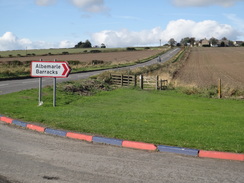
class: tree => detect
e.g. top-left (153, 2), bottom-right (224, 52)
top-left (101, 43), bottom-right (106, 48)
top-left (220, 41), bottom-right (226, 47)
top-left (74, 40), bottom-right (92, 48)
top-left (209, 37), bottom-right (218, 46)
top-left (168, 38), bottom-right (176, 47)
top-left (189, 37), bottom-right (195, 46)
top-left (222, 37), bottom-right (228, 41)
top-left (180, 37), bottom-right (190, 46)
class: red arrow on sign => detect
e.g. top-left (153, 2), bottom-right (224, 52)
top-left (62, 63), bottom-right (71, 77)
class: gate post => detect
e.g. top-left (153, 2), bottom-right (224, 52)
top-left (218, 78), bottom-right (222, 99)
top-left (140, 75), bottom-right (144, 89)
top-left (121, 74), bottom-right (123, 86)
top-left (134, 75), bottom-right (137, 87)
top-left (156, 75), bottom-right (159, 90)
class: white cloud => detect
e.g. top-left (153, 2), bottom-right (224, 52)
top-left (35, 0), bottom-right (109, 13)
top-left (172, 0), bottom-right (244, 7)
top-left (0, 32), bottom-right (74, 51)
top-left (69, 0), bottom-right (109, 13)
top-left (35, 0), bottom-right (56, 6)
top-left (58, 40), bottom-right (74, 48)
top-left (91, 19), bottom-right (240, 47)
top-left (0, 19), bottom-right (241, 51)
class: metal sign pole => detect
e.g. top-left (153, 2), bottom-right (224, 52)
top-left (53, 59), bottom-right (57, 107)
top-left (38, 59), bottom-right (43, 106)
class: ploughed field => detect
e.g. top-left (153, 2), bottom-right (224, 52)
top-left (174, 47), bottom-right (244, 89)
top-left (0, 49), bottom-right (164, 64)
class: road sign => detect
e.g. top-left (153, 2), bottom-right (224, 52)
top-left (31, 61), bottom-right (71, 78)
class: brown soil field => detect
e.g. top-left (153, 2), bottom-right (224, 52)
top-left (0, 49), bottom-right (165, 64)
top-left (173, 47), bottom-right (244, 89)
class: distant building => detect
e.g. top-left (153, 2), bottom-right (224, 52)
top-left (218, 40), bottom-right (229, 47)
top-left (200, 38), bottom-right (210, 47)
top-left (234, 41), bottom-right (243, 46)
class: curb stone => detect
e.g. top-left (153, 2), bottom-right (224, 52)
top-left (0, 114), bottom-right (243, 161)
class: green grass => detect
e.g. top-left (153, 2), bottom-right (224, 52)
top-left (0, 87), bottom-right (243, 153)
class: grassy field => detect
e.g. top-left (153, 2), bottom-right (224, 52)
top-left (0, 85), bottom-right (243, 153)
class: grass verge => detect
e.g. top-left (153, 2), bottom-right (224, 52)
top-left (0, 85), bottom-right (243, 153)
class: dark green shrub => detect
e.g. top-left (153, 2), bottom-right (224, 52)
top-left (62, 52), bottom-right (69, 55)
top-left (90, 50), bottom-right (101, 53)
top-left (126, 47), bottom-right (136, 51)
top-left (68, 61), bottom-right (80, 65)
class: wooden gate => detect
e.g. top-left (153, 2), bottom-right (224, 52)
top-left (110, 74), bottom-right (168, 90)
top-left (110, 74), bottom-right (137, 87)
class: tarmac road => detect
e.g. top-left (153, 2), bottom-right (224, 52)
top-left (0, 48), bottom-right (180, 95)
top-left (1, 123), bottom-right (243, 183)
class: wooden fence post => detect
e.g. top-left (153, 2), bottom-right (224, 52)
top-left (121, 74), bottom-right (123, 87)
top-left (140, 75), bottom-right (144, 89)
top-left (134, 75), bottom-right (137, 87)
top-left (218, 78), bottom-right (222, 99)
top-left (156, 75), bottom-right (159, 90)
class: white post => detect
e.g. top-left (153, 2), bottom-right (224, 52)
top-left (53, 59), bottom-right (57, 107)
top-left (38, 59), bottom-right (43, 106)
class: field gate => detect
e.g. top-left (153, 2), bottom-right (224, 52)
top-left (110, 74), bottom-right (168, 90)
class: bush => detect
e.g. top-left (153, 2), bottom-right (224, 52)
top-left (62, 52), bottom-right (69, 55)
top-left (91, 60), bottom-right (104, 65)
top-left (126, 47), bottom-right (136, 51)
top-left (4, 60), bottom-right (23, 66)
top-left (68, 61), bottom-right (80, 65)
top-left (90, 50), bottom-right (101, 53)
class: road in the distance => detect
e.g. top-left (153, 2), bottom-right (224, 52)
top-left (0, 48), bottom-right (180, 95)
top-left (1, 123), bottom-right (243, 183)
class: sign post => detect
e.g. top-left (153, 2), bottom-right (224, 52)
top-left (39, 59), bottom-right (43, 106)
top-left (53, 59), bottom-right (57, 107)
top-left (31, 60), bottom-right (71, 107)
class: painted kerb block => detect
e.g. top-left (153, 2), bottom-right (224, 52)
top-left (92, 136), bottom-right (123, 146)
top-left (45, 128), bottom-right (67, 137)
top-left (157, 145), bottom-right (199, 156)
top-left (12, 120), bottom-right (27, 128)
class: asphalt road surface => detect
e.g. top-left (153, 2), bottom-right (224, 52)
top-left (0, 48), bottom-right (180, 95)
top-left (1, 48), bottom-right (243, 182)
top-left (1, 123), bottom-right (244, 183)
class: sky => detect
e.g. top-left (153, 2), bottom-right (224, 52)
top-left (0, 0), bottom-right (244, 51)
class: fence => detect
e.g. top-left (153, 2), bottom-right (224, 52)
top-left (110, 74), bottom-right (168, 90)
top-left (110, 74), bottom-right (137, 87)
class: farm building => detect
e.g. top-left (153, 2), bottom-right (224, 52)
top-left (200, 38), bottom-right (210, 47)
top-left (234, 41), bottom-right (243, 46)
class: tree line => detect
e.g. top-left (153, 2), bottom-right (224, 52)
top-left (167, 37), bottom-right (244, 47)
top-left (74, 40), bottom-right (106, 48)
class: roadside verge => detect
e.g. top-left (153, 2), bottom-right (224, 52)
top-left (0, 115), bottom-right (243, 161)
